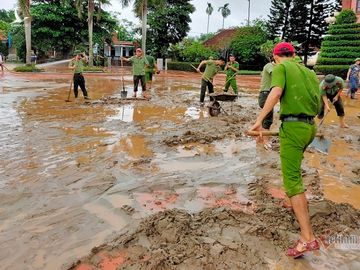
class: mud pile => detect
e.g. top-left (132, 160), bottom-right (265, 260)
top-left (69, 197), bottom-right (360, 270)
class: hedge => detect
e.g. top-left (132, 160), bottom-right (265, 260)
top-left (319, 51), bottom-right (360, 58)
top-left (328, 28), bottom-right (360, 35)
top-left (314, 65), bottom-right (349, 78)
top-left (320, 46), bottom-right (360, 53)
top-left (317, 57), bottom-right (354, 65)
top-left (14, 65), bottom-right (43, 72)
top-left (167, 61), bottom-right (262, 72)
top-left (330, 23), bottom-right (360, 29)
top-left (321, 40), bottom-right (360, 47)
top-left (167, 62), bottom-right (200, 72)
top-left (323, 34), bottom-right (360, 41)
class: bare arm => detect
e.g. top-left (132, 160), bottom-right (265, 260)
top-left (68, 59), bottom-right (75, 70)
top-left (121, 57), bottom-right (130, 62)
top-left (196, 60), bottom-right (207, 72)
top-left (346, 68), bottom-right (351, 81)
top-left (250, 87), bottom-right (283, 132)
top-left (322, 95), bottom-right (331, 111)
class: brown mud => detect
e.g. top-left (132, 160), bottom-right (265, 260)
top-left (0, 66), bottom-right (359, 270)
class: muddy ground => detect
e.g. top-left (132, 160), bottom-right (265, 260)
top-left (0, 66), bottom-right (359, 270)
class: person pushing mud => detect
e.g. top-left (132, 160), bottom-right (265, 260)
top-left (122, 48), bottom-right (149, 98)
top-left (249, 42), bottom-right (321, 258)
top-left (319, 74), bottom-right (349, 128)
top-left (68, 50), bottom-right (90, 100)
top-left (196, 57), bottom-right (225, 106)
top-left (224, 54), bottom-right (239, 95)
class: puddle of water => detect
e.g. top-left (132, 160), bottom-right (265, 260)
top-left (112, 135), bottom-right (153, 159)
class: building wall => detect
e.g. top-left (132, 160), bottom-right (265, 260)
top-left (343, 0), bottom-right (360, 22)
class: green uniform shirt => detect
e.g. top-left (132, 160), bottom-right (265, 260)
top-left (226, 61), bottom-right (239, 77)
top-left (260, 63), bottom-right (274, 92)
top-left (319, 77), bottom-right (344, 96)
top-left (71, 58), bottom-right (86, 74)
top-left (145, 55), bottom-right (155, 71)
top-left (129, 56), bottom-right (149, 76)
top-left (271, 59), bottom-right (320, 118)
top-left (203, 60), bottom-right (219, 81)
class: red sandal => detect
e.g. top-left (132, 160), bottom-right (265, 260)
top-left (286, 239), bottom-right (320, 258)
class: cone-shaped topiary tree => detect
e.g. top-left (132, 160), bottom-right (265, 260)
top-left (315, 9), bottom-right (360, 78)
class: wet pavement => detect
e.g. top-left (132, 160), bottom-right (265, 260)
top-left (0, 65), bottom-right (359, 270)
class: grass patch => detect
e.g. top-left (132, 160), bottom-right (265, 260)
top-left (83, 66), bottom-right (104, 72)
top-left (14, 65), bottom-right (43, 72)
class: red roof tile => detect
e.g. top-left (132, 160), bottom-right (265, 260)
top-left (203, 29), bottom-right (238, 50)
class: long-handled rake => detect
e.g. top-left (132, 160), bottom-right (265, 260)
top-left (65, 78), bottom-right (73, 102)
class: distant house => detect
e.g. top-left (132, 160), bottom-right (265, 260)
top-left (342, 0), bottom-right (360, 22)
top-left (203, 29), bottom-right (238, 50)
top-left (104, 33), bottom-right (137, 65)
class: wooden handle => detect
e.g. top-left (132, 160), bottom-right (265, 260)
top-left (246, 130), bottom-right (324, 138)
top-left (246, 130), bottom-right (279, 136)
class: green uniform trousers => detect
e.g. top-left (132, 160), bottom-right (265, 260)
top-left (224, 77), bottom-right (238, 94)
top-left (279, 122), bottom-right (316, 197)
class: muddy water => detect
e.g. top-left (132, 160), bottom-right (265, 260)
top-left (0, 67), bottom-right (359, 270)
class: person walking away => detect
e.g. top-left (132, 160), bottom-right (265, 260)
top-left (196, 57), bottom-right (225, 106)
top-left (346, 58), bottom-right (360, 99)
top-left (258, 60), bottom-right (275, 149)
top-left (319, 74), bottom-right (348, 128)
top-left (249, 42), bottom-right (321, 258)
top-left (145, 51), bottom-right (159, 90)
top-left (68, 50), bottom-right (90, 100)
top-left (224, 54), bottom-right (239, 94)
top-left (122, 48), bottom-right (149, 98)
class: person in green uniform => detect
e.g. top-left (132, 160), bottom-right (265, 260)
top-left (258, 61), bottom-right (275, 148)
top-left (249, 42), bottom-right (321, 258)
top-left (68, 50), bottom-right (90, 100)
top-left (196, 57), bottom-right (225, 106)
top-left (319, 74), bottom-right (348, 128)
top-left (145, 51), bottom-right (159, 90)
top-left (122, 48), bottom-right (149, 98)
top-left (224, 55), bottom-right (239, 94)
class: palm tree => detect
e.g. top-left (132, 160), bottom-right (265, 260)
top-left (18, 0), bottom-right (31, 65)
top-left (218, 3), bottom-right (231, 29)
top-left (122, 0), bottom-right (164, 53)
top-left (76, 0), bottom-right (110, 67)
top-left (206, 2), bottom-right (213, 34)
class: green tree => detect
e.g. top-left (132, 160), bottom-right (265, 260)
top-left (230, 26), bottom-right (268, 64)
top-left (206, 2), bottom-right (213, 34)
top-left (267, 0), bottom-right (292, 40)
top-left (75, 0), bottom-right (110, 66)
top-left (180, 41), bottom-right (218, 62)
top-left (288, 0), bottom-right (308, 43)
top-left (230, 25), bottom-right (268, 65)
top-left (218, 3), bottom-right (230, 29)
top-left (0, 9), bottom-right (15, 23)
top-left (146, 0), bottom-right (195, 57)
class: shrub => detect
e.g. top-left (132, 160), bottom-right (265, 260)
top-left (167, 61), bottom-right (200, 72)
top-left (314, 65), bottom-right (349, 78)
top-left (321, 40), bottom-right (360, 47)
top-left (320, 46), bottom-right (360, 53)
top-left (317, 57), bottom-right (354, 65)
top-left (319, 51), bottom-right (360, 58)
top-left (328, 28), bottom-right (360, 35)
top-left (323, 34), bottom-right (360, 41)
top-left (14, 65), bottom-right (43, 72)
top-left (335, 9), bottom-right (357, 25)
top-left (180, 41), bottom-right (218, 62)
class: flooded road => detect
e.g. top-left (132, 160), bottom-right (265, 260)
top-left (0, 67), bottom-right (359, 270)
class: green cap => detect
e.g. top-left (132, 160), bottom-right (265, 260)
top-left (73, 50), bottom-right (82, 56)
top-left (323, 74), bottom-right (337, 87)
top-left (355, 58), bottom-right (360, 62)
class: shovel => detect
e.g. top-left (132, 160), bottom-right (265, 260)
top-left (65, 79), bottom-right (73, 102)
top-left (307, 109), bottom-right (331, 154)
top-left (120, 58), bottom-right (127, 99)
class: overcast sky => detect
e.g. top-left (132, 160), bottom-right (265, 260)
top-left (1, 0), bottom-right (272, 36)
